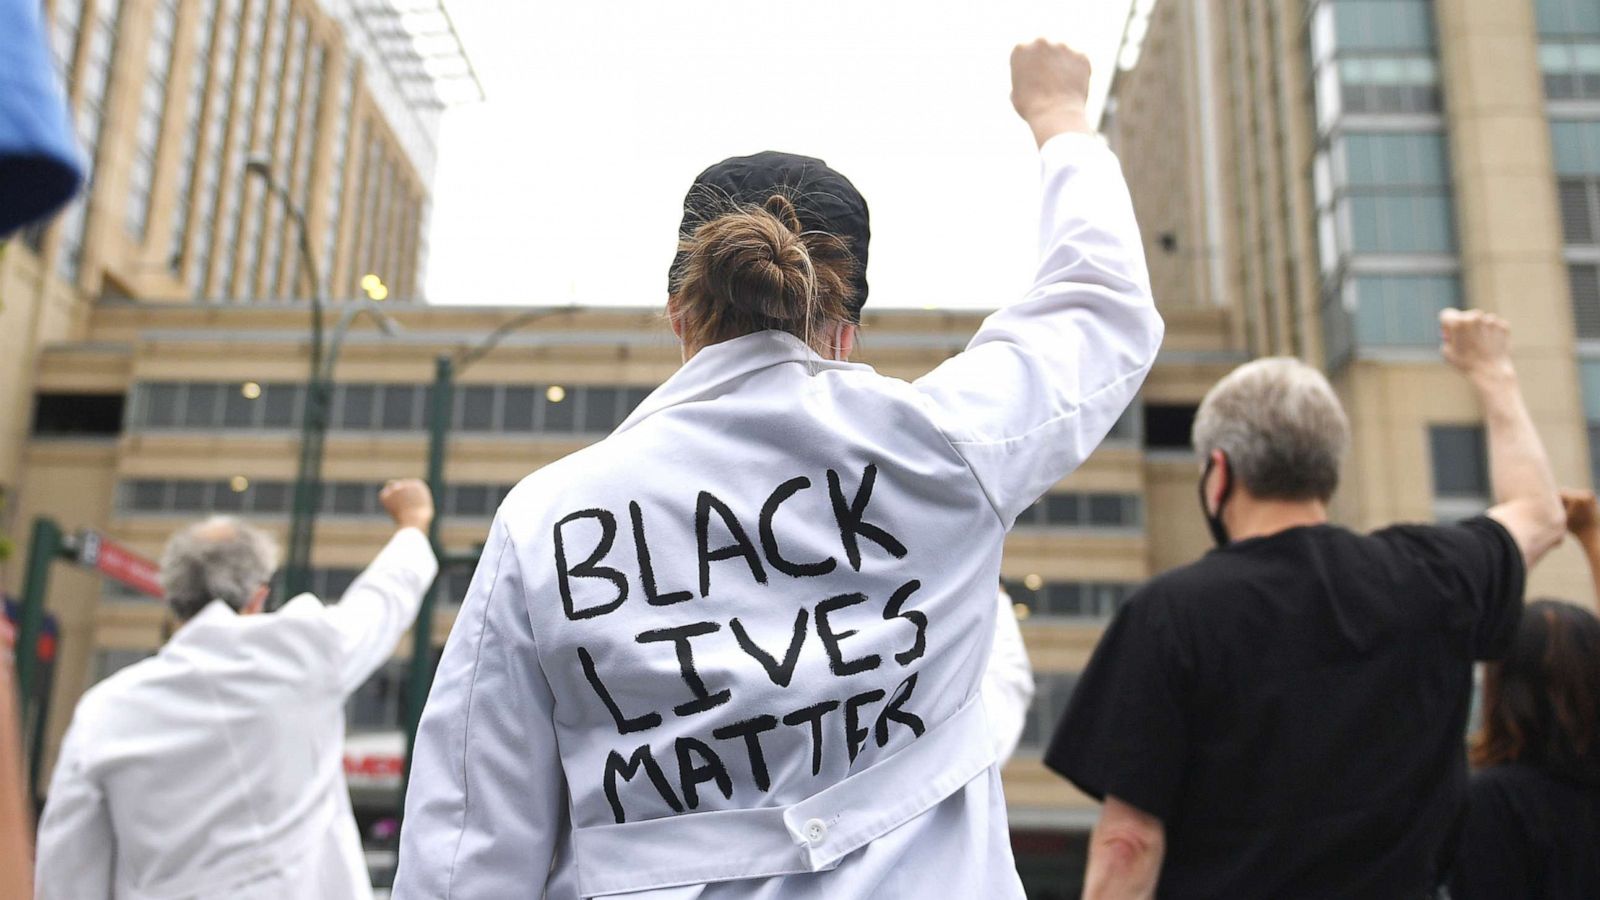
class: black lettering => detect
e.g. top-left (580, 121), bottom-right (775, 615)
top-left (844, 688), bottom-right (886, 764)
top-left (603, 744), bottom-right (684, 824)
top-left (782, 700), bottom-right (840, 777)
top-left (712, 714), bottom-right (778, 792)
top-left (758, 477), bottom-right (837, 578)
top-left (578, 647), bottom-right (662, 735)
top-left (883, 579), bottom-right (927, 666)
top-left (554, 508), bottom-right (628, 620)
top-left (675, 736), bottom-right (734, 810)
top-left (826, 465), bottom-right (907, 572)
top-left (636, 622), bottom-right (732, 717)
top-left (630, 501), bottom-right (693, 607)
top-left (873, 672), bottom-right (927, 747)
top-left (815, 593), bottom-right (882, 677)
top-left (729, 609), bottom-right (808, 688)
top-left (696, 491), bottom-right (768, 596)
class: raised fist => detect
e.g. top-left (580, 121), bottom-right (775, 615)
top-left (1010, 39), bottom-right (1093, 145)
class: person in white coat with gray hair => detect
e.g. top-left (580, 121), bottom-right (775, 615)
top-left (397, 39), bottom-right (1162, 899)
top-left (34, 479), bottom-right (438, 900)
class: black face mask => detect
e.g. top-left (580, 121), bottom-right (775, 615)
top-left (1198, 454), bottom-right (1232, 548)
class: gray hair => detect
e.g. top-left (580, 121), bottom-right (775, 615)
top-left (1191, 357), bottom-right (1351, 502)
top-left (160, 516), bottom-right (279, 620)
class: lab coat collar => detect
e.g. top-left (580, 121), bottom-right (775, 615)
top-left (615, 330), bottom-right (863, 436)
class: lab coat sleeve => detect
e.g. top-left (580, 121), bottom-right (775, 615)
top-left (321, 526), bottom-right (438, 695)
top-left (982, 589), bottom-right (1035, 765)
top-left (34, 716), bottom-right (114, 899)
top-left (914, 133), bottom-right (1163, 527)
top-left (393, 516), bottom-right (564, 898)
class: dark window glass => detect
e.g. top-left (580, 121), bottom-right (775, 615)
top-left (1590, 423), bottom-right (1600, 490)
top-left (145, 383), bottom-right (182, 428)
top-left (172, 481), bottom-right (209, 511)
top-left (252, 482), bottom-right (289, 513)
top-left (622, 386), bottom-right (653, 417)
top-left (1571, 264), bottom-right (1600, 339)
top-left (32, 393), bottom-right (124, 437)
top-left (213, 483), bottom-right (246, 512)
top-left (453, 485), bottom-right (492, 518)
top-left (337, 385), bottom-right (377, 430)
top-left (326, 569), bottom-right (359, 599)
top-left (332, 483), bottom-right (369, 515)
top-left (1559, 177), bottom-right (1596, 245)
top-left (129, 480), bottom-right (167, 510)
top-left (1144, 405), bottom-right (1198, 451)
top-left (1430, 425), bottom-right (1490, 498)
top-left (261, 383), bottom-right (298, 428)
top-left (1089, 494), bottom-right (1134, 527)
top-left (379, 385), bottom-right (418, 431)
top-left (580, 387), bottom-right (622, 433)
top-left (1044, 494), bottom-right (1080, 525)
top-left (1044, 583), bottom-right (1086, 617)
top-left (503, 387), bottom-right (538, 431)
top-left (223, 387), bottom-right (259, 427)
top-left (182, 384), bottom-right (221, 427)
top-left (543, 387), bottom-right (576, 431)
top-left (459, 386), bottom-right (497, 432)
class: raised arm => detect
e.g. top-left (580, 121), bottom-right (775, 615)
top-left (1560, 489), bottom-right (1600, 608)
top-left (915, 40), bottom-right (1163, 526)
top-left (1440, 311), bottom-right (1564, 567)
top-left (321, 479), bottom-right (439, 694)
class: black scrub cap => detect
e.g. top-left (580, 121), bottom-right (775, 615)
top-left (670, 151), bottom-right (871, 322)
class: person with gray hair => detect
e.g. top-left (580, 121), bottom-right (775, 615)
top-left (1045, 310), bottom-right (1566, 898)
top-left (34, 479), bottom-right (437, 900)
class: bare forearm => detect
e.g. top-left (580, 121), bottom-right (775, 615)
top-left (1475, 367), bottom-right (1563, 561)
top-left (1577, 531), bottom-right (1600, 609)
top-left (1085, 798), bottom-right (1165, 900)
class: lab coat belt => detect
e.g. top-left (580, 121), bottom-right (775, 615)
top-left (572, 694), bottom-right (996, 897)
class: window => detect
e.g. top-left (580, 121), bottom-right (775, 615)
top-left (503, 387), bottom-right (539, 431)
top-left (380, 385), bottom-right (420, 431)
top-left (1143, 404), bottom-right (1197, 451)
top-left (95, 649), bottom-right (155, 684)
top-left (1540, 42), bottom-right (1600, 98)
top-left (335, 385), bottom-right (378, 431)
top-left (1005, 579), bottom-right (1136, 621)
top-left (1334, 0), bottom-right (1436, 51)
top-left (145, 383), bottom-right (183, 428)
top-left (1571, 264), bottom-right (1600, 339)
top-left (1103, 403), bottom-right (1141, 445)
top-left (1339, 57), bottom-right (1440, 114)
top-left (543, 387), bottom-right (577, 432)
top-left (1015, 493), bottom-right (1142, 530)
top-left (458, 386), bottom-right (497, 432)
top-left (1430, 425), bottom-right (1490, 520)
top-left (581, 387), bottom-right (622, 433)
top-left (32, 393), bottom-right (124, 437)
top-left (1353, 275), bottom-right (1460, 346)
top-left (261, 383), bottom-right (300, 428)
top-left (1341, 132), bottom-right (1455, 256)
top-left (1559, 177), bottom-right (1600, 246)
top-left (1016, 672), bottom-right (1080, 756)
top-left (1538, 0), bottom-right (1600, 38)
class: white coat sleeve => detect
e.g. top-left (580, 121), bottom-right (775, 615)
top-left (34, 717), bottom-right (113, 899)
top-left (321, 526), bottom-right (438, 695)
top-left (982, 588), bottom-right (1035, 765)
top-left (393, 516), bottom-right (564, 898)
top-left (914, 133), bottom-right (1163, 527)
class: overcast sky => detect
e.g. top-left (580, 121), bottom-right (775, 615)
top-left (425, 0), bottom-right (1135, 310)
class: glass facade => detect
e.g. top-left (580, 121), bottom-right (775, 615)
top-left (1311, 0), bottom-right (1460, 367)
top-left (126, 0), bottom-right (178, 238)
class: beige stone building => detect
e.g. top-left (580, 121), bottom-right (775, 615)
top-left (12, 301), bottom-right (1235, 891)
top-left (1109, 0), bottom-right (1600, 609)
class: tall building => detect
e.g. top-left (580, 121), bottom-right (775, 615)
top-left (1107, 0), bottom-right (1599, 605)
top-left (11, 300), bottom-right (1238, 892)
top-left (0, 0), bottom-right (477, 496)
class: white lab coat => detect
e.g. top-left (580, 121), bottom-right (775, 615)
top-left (984, 588), bottom-right (1035, 766)
top-left (396, 132), bottom-right (1160, 899)
top-left (35, 528), bottom-right (437, 900)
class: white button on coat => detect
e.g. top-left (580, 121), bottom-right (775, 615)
top-left (396, 133), bottom-right (1163, 900)
top-left (803, 818), bottom-right (828, 846)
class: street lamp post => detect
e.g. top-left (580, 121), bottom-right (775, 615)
top-left (399, 307), bottom-right (572, 804)
top-left (246, 158), bottom-right (330, 601)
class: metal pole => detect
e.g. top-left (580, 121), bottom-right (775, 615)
top-left (17, 518), bottom-right (63, 804)
top-left (400, 355), bottom-right (453, 803)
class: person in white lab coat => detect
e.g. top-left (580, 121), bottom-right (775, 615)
top-left (397, 40), bottom-right (1161, 899)
top-left (34, 479), bottom-right (438, 900)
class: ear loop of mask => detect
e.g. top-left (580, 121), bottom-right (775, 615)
top-left (1199, 453), bottom-right (1233, 548)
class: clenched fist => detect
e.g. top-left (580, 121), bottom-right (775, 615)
top-left (1440, 309), bottom-right (1514, 383)
top-left (380, 478), bottom-right (434, 531)
top-left (1011, 39), bottom-right (1093, 147)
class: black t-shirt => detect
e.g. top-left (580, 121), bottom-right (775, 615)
top-left (1044, 517), bottom-right (1525, 899)
top-left (1450, 763), bottom-right (1600, 900)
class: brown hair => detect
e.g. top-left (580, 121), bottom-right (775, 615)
top-left (670, 194), bottom-right (858, 356)
top-left (1471, 599), bottom-right (1600, 784)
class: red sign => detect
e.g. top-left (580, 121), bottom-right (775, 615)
top-left (77, 532), bottom-right (163, 599)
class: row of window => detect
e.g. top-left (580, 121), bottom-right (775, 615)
top-left (118, 478), bottom-right (516, 521)
top-left (1016, 672), bottom-right (1079, 757)
top-left (1003, 579), bottom-right (1138, 621)
top-left (128, 381), bottom-right (655, 436)
top-left (1013, 493), bottom-right (1143, 531)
